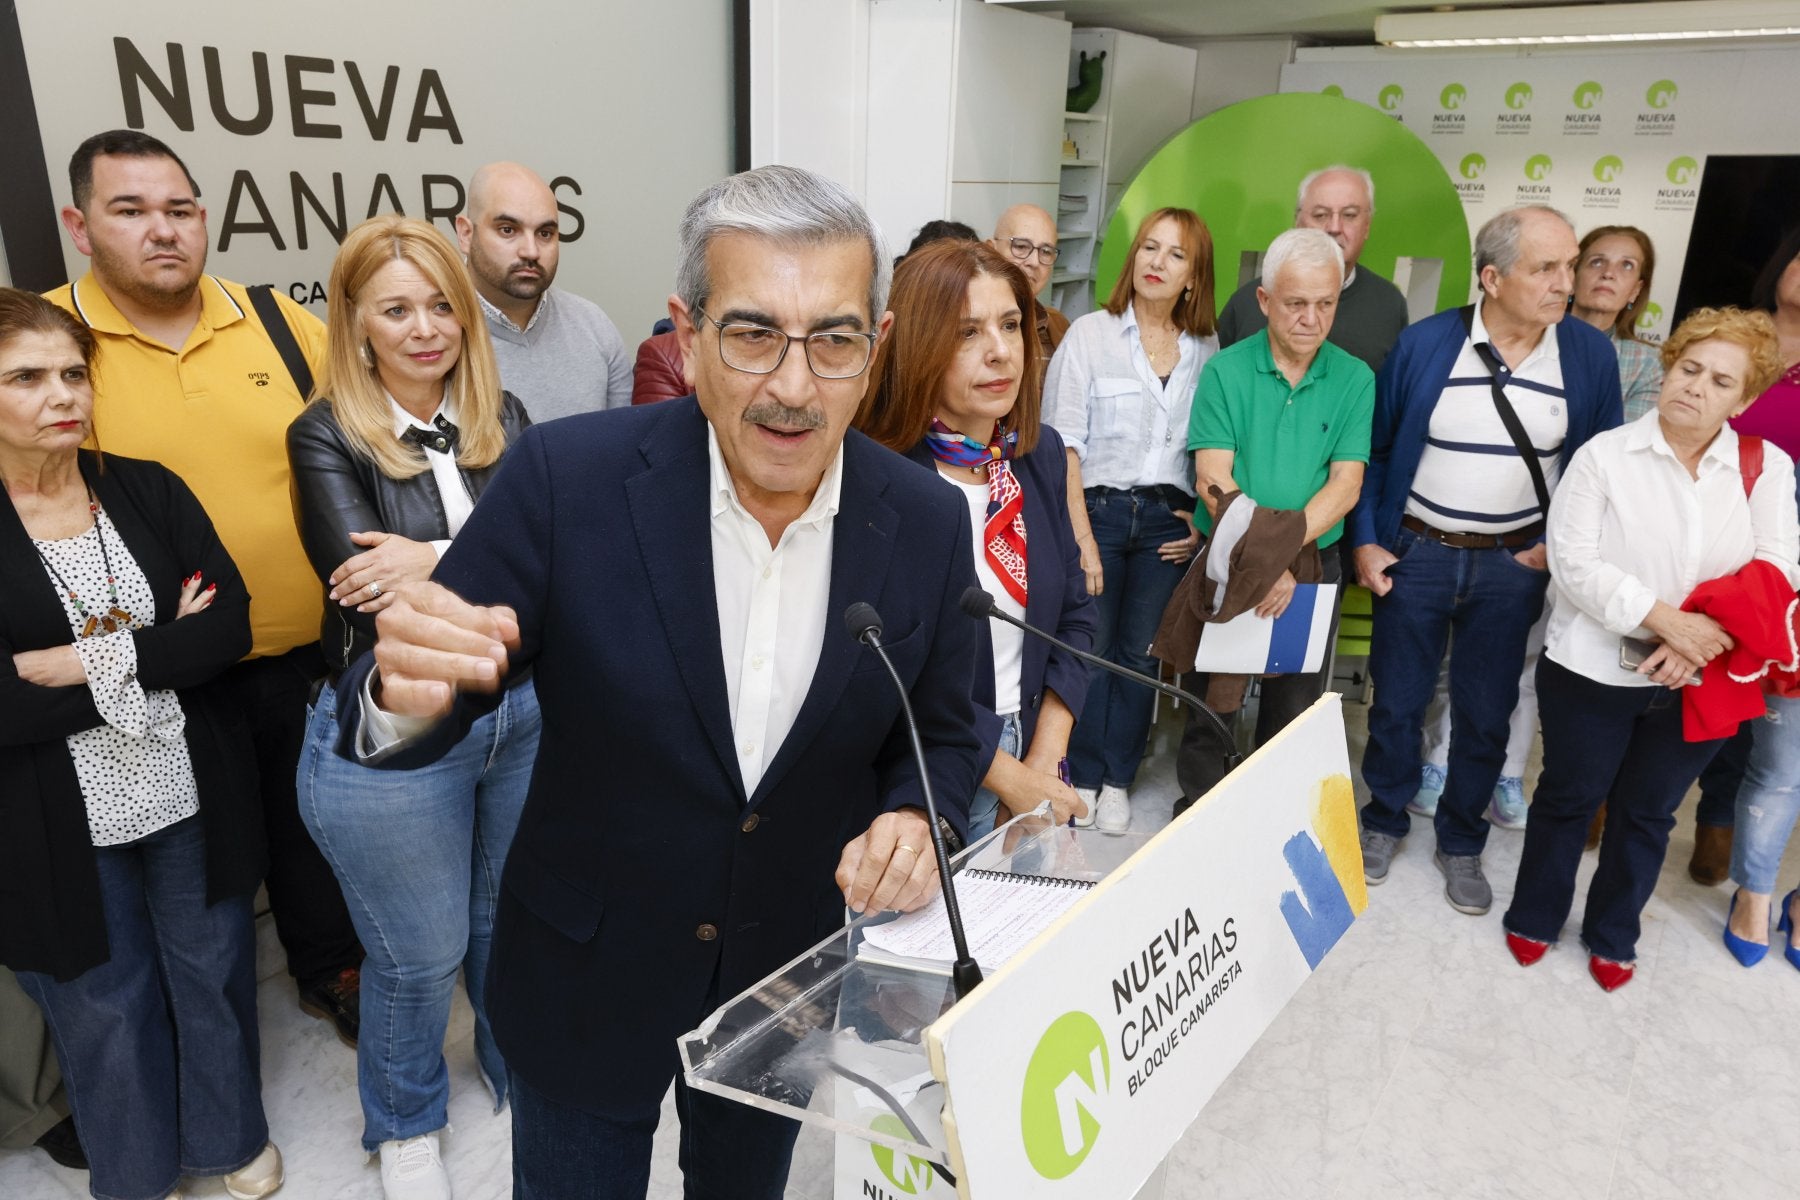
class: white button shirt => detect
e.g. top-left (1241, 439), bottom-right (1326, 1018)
top-left (388, 389), bottom-right (472, 558)
top-left (1545, 412), bottom-right (1800, 686)
top-left (707, 425), bottom-right (840, 795)
top-left (1043, 305), bottom-right (1216, 495)
top-left (363, 423), bottom-right (844, 776)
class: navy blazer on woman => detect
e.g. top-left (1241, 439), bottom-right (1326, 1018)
top-left (904, 424), bottom-right (1095, 776)
top-left (334, 397), bottom-right (981, 1118)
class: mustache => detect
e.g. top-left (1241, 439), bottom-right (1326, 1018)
top-left (743, 401), bottom-right (826, 431)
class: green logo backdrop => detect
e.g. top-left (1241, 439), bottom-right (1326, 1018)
top-left (1460, 153), bottom-right (1487, 180)
top-left (1525, 154), bottom-right (1554, 180)
top-left (1378, 84), bottom-right (1404, 111)
top-left (1593, 155), bottom-right (1624, 182)
top-left (1647, 79), bottom-right (1678, 108)
top-left (1505, 81), bottom-right (1533, 109)
top-left (1573, 80), bottom-right (1604, 109)
top-left (1440, 83), bottom-right (1467, 110)
top-left (1096, 93), bottom-right (1472, 315)
top-left (1667, 156), bottom-right (1699, 184)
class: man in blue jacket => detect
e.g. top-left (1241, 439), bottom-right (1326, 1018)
top-left (337, 165), bottom-right (982, 1199)
top-left (1348, 206), bottom-right (1622, 916)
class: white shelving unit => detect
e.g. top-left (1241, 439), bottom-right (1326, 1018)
top-left (1051, 29), bottom-right (1198, 319)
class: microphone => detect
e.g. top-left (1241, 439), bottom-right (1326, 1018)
top-left (843, 602), bottom-right (984, 1000)
top-left (958, 587), bottom-right (1243, 775)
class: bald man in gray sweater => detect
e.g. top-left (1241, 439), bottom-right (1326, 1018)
top-left (455, 162), bottom-right (633, 419)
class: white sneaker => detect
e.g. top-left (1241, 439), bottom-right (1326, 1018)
top-left (1072, 786), bottom-right (1099, 828)
top-left (380, 1132), bottom-right (451, 1200)
top-left (224, 1143), bottom-right (284, 1199)
top-left (1095, 784), bottom-right (1131, 833)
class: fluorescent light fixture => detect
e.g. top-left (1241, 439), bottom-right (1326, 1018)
top-left (1376, 1), bottom-right (1800, 47)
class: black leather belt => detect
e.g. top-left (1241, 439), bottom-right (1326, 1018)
top-left (1400, 514), bottom-right (1545, 550)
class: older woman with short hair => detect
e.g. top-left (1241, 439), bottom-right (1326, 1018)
top-left (858, 238), bottom-right (1094, 840)
top-left (0, 288), bottom-right (280, 1200)
top-left (1044, 207), bottom-right (1218, 831)
top-left (1504, 306), bottom-right (1797, 992)
top-left (287, 215), bottom-right (538, 1197)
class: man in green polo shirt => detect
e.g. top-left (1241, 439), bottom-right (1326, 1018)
top-left (1174, 227), bottom-right (1375, 810)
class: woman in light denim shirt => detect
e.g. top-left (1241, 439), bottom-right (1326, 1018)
top-left (1043, 207), bottom-right (1219, 832)
top-left (1571, 225), bottom-right (1663, 420)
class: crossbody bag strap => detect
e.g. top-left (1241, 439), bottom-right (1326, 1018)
top-left (1460, 305), bottom-right (1552, 518)
top-left (246, 284), bottom-right (316, 401)
top-left (1739, 433), bottom-right (1765, 500)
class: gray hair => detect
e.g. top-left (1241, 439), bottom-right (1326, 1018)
top-left (1262, 227), bottom-right (1345, 289)
top-left (1296, 165), bottom-right (1376, 213)
top-left (675, 164), bottom-right (891, 323)
top-left (1476, 205), bottom-right (1573, 277)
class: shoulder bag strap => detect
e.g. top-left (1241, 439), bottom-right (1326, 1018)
top-left (246, 284), bottom-right (315, 401)
top-left (1460, 306), bottom-right (1552, 519)
top-left (1739, 433), bottom-right (1765, 500)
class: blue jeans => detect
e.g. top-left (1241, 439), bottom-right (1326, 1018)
top-left (1067, 487), bottom-right (1189, 790)
top-left (1504, 659), bottom-right (1725, 961)
top-left (967, 711), bottom-right (1024, 841)
top-left (1731, 694), bottom-right (1800, 894)
top-left (298, 677), bottom-right (541, 1150)
top-left (1359, 529), bottom-right (1550, 856)
top-left (17, 816), bottom-right (266, 1200)
top-left (510, 1067), bottom-right (799, 1200)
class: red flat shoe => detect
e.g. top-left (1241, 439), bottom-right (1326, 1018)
top-left (1506, 931), bottom-right (1550, 966)
top-left (1588, 955), bottom-right (1634, 992)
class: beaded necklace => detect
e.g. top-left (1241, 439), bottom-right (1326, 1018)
top-left (34, 490), bottom-right (134, 638)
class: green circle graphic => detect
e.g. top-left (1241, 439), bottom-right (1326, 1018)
top-left (1378, 84), bottom-right (1404, 111)
top-left (1573, 81), bottom-right (1604, 109)
top-left (869, 1114), bottom-right (931, 1194)
top-left (1440, 83), bottom-right (1466, 110)
top-left (1321, 84), bottom-right (1344, 97)
top-left (1505, 81), bottom-right (1533, 110)
top-left (1096, 93), bottom-right (1472, 315)
top-left (1593, 155), bottom-right (1623, 182)
top-left (1460, 153), bottom-right (1487, 180)
top-left (1647, 79), bottom-right (1678, 108)
top-left (1667, 156), bottom-right (1699, 184)
top-left (1020, 1011), bottom-right (1110, 1180)
top-left (1525, 154), bottom-right (1554, 180)
top-left (1637, 302), bottom-right (1665, 330)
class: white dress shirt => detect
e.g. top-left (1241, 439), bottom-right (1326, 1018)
top-left (360, 425), bottom-right (845, 782)
top-left (389, 390), bottom-right (472, 558)
top-left (948, 474), bottom-right (1026, 716)
top-left (707, 425), bottom-right (840, 795)
top-left (1044, 305), bottom-right (1216, 495)
top-left (1545, 412), bottom-right (1800, 686)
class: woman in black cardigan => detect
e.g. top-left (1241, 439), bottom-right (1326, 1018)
top-left (856, 239), bottom-right (1096, 840)
top-left (0, 290), bottom-right (280, 1200)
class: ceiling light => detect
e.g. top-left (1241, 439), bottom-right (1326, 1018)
top-left (1376, 1), bottom-right (1800, 47)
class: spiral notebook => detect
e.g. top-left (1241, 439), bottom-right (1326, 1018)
top-left (856, 869), bottom-right (1095, 976)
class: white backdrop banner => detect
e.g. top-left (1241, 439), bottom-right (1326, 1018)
top-left (1282, 45), bottom-right (1800, 340)
top-left (10, 1), bottom-right (735, 332)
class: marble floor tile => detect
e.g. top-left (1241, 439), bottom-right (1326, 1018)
top-left (12, 697), bottom-right (1800, 1200)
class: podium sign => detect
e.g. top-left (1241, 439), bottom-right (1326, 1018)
top-left (925, 695), bottom-right (1365, 1198)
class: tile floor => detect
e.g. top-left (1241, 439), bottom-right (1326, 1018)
top-left (6, 696), bottom-right (1799, 1200)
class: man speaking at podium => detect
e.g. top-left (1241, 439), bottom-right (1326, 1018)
top-left (334, 165), bottom-right (981, 1198)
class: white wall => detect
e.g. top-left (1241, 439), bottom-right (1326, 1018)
top-left (749, 0), bottom-right (869, 192)
top-left (10, 1), bottom-right (735, 335)
top-left (1174, 36), bottom-right (1295, 121)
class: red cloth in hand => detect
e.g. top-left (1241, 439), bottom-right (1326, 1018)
top-left (1679, 558), bottom-right (1800, 740)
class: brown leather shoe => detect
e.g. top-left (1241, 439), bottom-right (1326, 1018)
top-left (1585, 804), bottom-right (1606, 850)
top-left (1688, 824), bottom-right (1733, 887)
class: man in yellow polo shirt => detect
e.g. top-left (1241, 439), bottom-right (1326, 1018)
top-left (47, 129), bottom-right (363, 1043)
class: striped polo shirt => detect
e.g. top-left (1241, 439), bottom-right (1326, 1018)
top-left (1405, 304), bottom-right (1567, 534)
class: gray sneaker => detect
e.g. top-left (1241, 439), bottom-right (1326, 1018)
top-left (1435, 852), bottom-right (1493, 915)
top-left (1360, 829), bottom-right (1401, 885)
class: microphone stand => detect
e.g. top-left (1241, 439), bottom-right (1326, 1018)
top-left (844, 603), bottom-right (984, 1000)
top-left (960, 587), bottom-right (1243, 774)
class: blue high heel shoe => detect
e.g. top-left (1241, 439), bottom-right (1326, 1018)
top-left (1777, 889), bottom-right (1800, 971)
top-left (1723, 889), bottom-right (1769, 967)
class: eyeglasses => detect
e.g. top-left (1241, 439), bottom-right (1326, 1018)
top-left (694, 309), bottom-right (878, 379)
top-left (1004, 237), bottom-right (1060, 266)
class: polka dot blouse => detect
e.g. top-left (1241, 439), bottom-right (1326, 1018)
top-left (33, 509), bottom-right (199, 846)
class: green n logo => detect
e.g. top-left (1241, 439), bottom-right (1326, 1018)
top-left (1020, 1012), bottom-right (1110, 1179)
top-left (1573, 81), bottom-right (1603, 109)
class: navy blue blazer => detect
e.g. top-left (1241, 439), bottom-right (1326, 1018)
top-left (333, 397), bottom-right (981, 1118)
top-left (904, 425), bottom-right (1095, 777)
